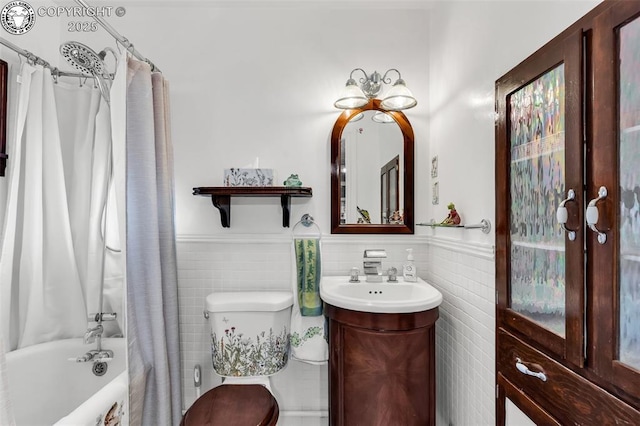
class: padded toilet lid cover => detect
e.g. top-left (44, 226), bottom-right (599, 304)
top-left (181, 384), bottom-right (279, 426)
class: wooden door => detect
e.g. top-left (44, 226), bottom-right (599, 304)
top-left (496, 28), bottom-right (586, 367)
top-left (590, 0), bottom-right (640, 405)
top-left (380, 155), bottom-right (399, 223)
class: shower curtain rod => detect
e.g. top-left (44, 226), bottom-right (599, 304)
top-left (75, 0), bottom-right (161, 72)
top-left (0, 37), bottom-right (92, 79)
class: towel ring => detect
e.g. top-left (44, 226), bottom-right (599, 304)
top-left (293, 214), bottom-right (321, 238)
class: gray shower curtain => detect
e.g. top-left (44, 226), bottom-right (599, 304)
top-left (124, 56), bottom-right (181, 426)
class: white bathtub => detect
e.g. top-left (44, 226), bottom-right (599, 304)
top-left (5, 338), bottom-right (127, 426)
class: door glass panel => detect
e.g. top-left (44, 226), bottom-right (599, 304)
top-left (618, 16), bottom-right (640, 370)
top-left (509, 65), bottom-right (566, 337)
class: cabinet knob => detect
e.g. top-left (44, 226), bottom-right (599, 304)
top-left (586, 186), bottom-right (608, 244)
top-left (556, 189), bottom-right (577, 241)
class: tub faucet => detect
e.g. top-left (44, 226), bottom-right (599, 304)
top-left (84, 324), bottom-right (103, 344)
top-left (70, 348), bottom-right (114, 363)
top-left (363, 249), bottom-right (386, 282)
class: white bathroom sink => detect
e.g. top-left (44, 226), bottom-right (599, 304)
top-left (320, 276), bottom-right (443, 314)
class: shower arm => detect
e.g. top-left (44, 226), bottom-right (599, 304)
top-left (74, 0), bottom-right (161, 73)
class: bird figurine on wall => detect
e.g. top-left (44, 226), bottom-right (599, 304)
top-left (357, 206), bottom-right (371, 224)
top-left (441, 202), bottom-right (461, 225)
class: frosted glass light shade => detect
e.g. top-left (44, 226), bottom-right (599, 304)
top-left (380, 79), bottom-right (417, 111)
top-left (351, 112), bottom-right (364, 122)
top-left (372, 111), bottom-right (395, 123)
top-left (334, 79), bottom-right (368, 109)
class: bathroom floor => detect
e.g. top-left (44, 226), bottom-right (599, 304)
top-left (278, 416), bottom-right (328, 426)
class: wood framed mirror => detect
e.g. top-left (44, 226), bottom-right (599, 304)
top-left (331, 99), bottom-right (414, 234)
top-left (0, 59), bottom-right (7, 177)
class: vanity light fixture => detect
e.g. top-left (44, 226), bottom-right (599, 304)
top-left (334, 68), bottom-right (417, 111)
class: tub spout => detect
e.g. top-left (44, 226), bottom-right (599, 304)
top-left (84, 324), bottom-right (103, 344)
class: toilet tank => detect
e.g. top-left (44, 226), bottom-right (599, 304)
top-left (206, 291), bottom-right (293, 378)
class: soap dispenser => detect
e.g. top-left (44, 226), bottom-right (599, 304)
top-left (403, 249), bottom-right (417, 282)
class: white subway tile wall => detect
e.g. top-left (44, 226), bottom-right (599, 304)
top-left (177, 235), bottom-right (494, 425)
top-left (426, 237), bottom-right (496, 426)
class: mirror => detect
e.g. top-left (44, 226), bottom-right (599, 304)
top-left (331, 99), bottom-right (414, 234)
top-left (0, 59), bottom-right (6, 176)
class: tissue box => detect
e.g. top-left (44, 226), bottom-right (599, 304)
top-left (223, 168), bottom-right (274, 187)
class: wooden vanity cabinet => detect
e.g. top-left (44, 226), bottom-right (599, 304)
top-left (496, 1), bottom-right (640, 423)
top-left (324, 304), bottom-right (438, 426)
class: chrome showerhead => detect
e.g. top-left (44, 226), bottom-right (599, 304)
top-left (60, 41), bottom-right (109, 78)
top-left (60, 41), bottom-right (111, 105)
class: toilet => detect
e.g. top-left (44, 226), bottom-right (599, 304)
top-left (181, 291), bottom-right (294, 426)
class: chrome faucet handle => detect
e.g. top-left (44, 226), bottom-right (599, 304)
top-left (88, 312), bottom-right (117, 322)
top-left (387, 267), bottom-right (398, 282)
top-left (349, 267), bottom-right (360, 282)
top-left (68, 352), bottom-right (94, 363)
top-left (96, 349), bottom-right (114, 361)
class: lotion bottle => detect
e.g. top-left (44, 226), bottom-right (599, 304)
top-left (403, 248), bottom-right (417, 282)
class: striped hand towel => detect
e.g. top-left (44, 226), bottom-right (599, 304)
top-left (294, 238), bottom-right (322, 316)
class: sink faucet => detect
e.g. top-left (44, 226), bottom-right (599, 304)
top-left (84, 324), bottom-right (103, 344)
top-left (363, 249), bottom-right (386, 282)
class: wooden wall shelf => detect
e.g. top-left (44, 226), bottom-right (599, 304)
top-left (192, 186), bottom-right (312, 228)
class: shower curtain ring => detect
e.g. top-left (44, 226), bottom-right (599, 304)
top-left (51, 68), bottom-right (59, 84)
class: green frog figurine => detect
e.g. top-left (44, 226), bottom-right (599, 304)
top-left (283, 174), bottom-right (302, 187)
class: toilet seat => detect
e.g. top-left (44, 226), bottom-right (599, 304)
top-left (180, 384), bottom-right (279, 426)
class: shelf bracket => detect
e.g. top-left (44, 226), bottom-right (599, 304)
top-left (211, 195), bottom-right (231, 228)
top-left (281, 195), bottom-right (291, 228)
top-left (210, 194), bottom-right (295, 228)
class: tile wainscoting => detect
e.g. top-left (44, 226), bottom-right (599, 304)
top-left (176, 234), bottom-right (494, 424)
top-left (426, 236), bottom-right (496, 426)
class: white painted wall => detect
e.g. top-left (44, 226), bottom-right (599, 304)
top-left (64, 2), bottom-right (431, 237)
top-left (426, 0), bottom-right (601, 243)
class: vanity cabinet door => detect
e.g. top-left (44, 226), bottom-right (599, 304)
top-left (589, 1), bottom-right (640, 404)
top-left (496, 27), bottom-right (586, 367)
top-left (325, 304), bottom-right (437, 426)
